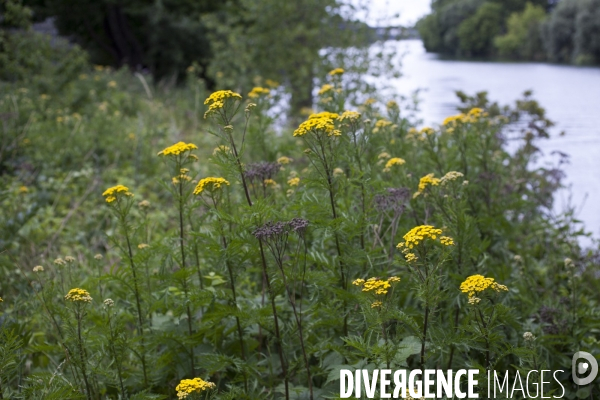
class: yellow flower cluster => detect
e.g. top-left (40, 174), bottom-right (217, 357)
top-left (277, 156), bottom-right (293, 164)
top-left (378, 152), bottom-right (391, 160)
top-left (405, 253), bottom-right (418, 263)
top-left (371, 301), bottom-right (383, 308)
top-left (65, 288), bottom-right (92, 303)
top-left (387, 100), bottom-right (399, 109)
top-left (248, 87), bottom-right (270, 98)
top-left (158, 142), bottom-right (198, 157)
top-left (396, 225), bottom-right (454, 251)
top-left (318, 84), bottom-right (334, 95)
top-left (288, 177), bottom-right (300, 186)
top-left (460, 274), bottom-right (508, 299)
top-left (193, 177), bottom-right (230, 195)
top-left (264, 179), bottom-right (277, 187)
top-left (364, 98), bottom-right (376, 106)
top-left (293, 112), bottom-right (340, 137)
top-left (420, 127), bottom-right (435, 135)
top-left (440, 236), bottom-right (454, 246)
top-left (0, 297), bottom-right (3, 302)
top-left (176, 377), bottom-right (215, 399)
top-left (383, 157), bottom-right (406, 172)
top-left (339, 110), bottom-right (361, 122)
top-left (443, 108), bottom-right (488, 127)
top-left (352, 276), bottom-right (400, 295)
top-left (213, 145), bottom-right (230, 155)
top-left (413, 173), bottom-right (440, 198)
top-left (329, 67), bottom-right (345, 76)
top-left (173, 168), bottom-right (192, 185)
top-left (375, 119), bottom-right (392, 129)
top-left (440, 171), bottom-right (464, 185)
top-left (204, 90), bottom-right (242, 112)
top-left (102, 185), bottom-right (133, 203)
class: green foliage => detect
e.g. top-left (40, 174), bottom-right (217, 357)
top-left (457, 2), bottom-right (504, 56)
top-left (494, 3), bottom-right (547, 60)
top-left (543, 0), bottom-right (600, 64)
top-left (23, 0), bottom-right (223, 83)
top-left (418, 0), bottom-right (482, 55)
top-left (0, 45), bottom-right (599, 399)
top-left (419, 0), bottom-right (600, 64)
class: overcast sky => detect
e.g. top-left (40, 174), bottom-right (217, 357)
top-left (356, 0), bottom-right (431, 26)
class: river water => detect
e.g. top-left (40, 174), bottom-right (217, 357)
top-left (388, 39), bottom-right (600, 246)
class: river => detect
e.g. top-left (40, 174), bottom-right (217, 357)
top-left (388, 39), bottom-right (600, 246)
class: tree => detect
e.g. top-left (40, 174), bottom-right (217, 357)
top-left (23, 0), bottom-right (226, 84)
top-left (494, 2), bottom-right (547, 60)
top-left (542, 0), bottom-right (578, 62)
top-left (457, 2), bottom-right (504, 56)
top-left (573, 0), bottom-right (600, 64)
top-left (203, 0), bottom-right (373, 113)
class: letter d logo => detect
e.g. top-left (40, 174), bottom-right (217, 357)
top-left (572, 351), bottom-right (598, 385)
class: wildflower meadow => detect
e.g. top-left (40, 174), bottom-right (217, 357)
top-left (1, 46), bottom-right (599, 400)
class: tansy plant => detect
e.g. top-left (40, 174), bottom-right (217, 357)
top-left (460, 274), bottom-right (509, 369)
top-left (397, 225), bottom-right (455, 367)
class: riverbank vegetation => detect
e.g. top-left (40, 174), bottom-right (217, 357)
top-left (1, 1), bottom-right (600, 399)
top-left (418, 0), bottom-right (600, 65)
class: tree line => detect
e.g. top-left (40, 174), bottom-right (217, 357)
top-left (417, 0), bottom-right (600, 65)
top-left (1, 0), bottom-right (375, 113)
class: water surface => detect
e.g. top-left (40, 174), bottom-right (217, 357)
top-left (389, 40), bottom-right (600, 245)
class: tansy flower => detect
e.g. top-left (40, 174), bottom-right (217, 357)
top-left (371, 301), bottom-right (383, 308)
top-left (339, 110), bottom-right (361, 122)
top-left (33, 265), bottom-right (44, 272)
top-left (459, 274), bottom-right (508, 298)
top-left (277, 156), bottom-right (293, 164)
top-left (364, 98), bottom-right (376, 106)
top-left (405, 253), bottom-right (418, 263)
top-left (176, 377), bottom-right (216, 399)
top-left (468, 297), bottom-right (481, 305)
top-left (265, 79), bottom-right (279, 88)
top-left (318, 84), bottom-right (334, 95)
top-left (329, 67), bottom-right (345, 76)
top-left (248, 86), bottom-right (270, 98)
top-left (293, 113), bottom-right (340, 137)
top-left (157, 142), bottom-right (198, 157)
top-left (213, 145), bottom-right (230, 155)
top-left (204, 90), bottom-right (242, 112)
top-left (378, 152), bottom-right (391, 160)
top-left (420, 127), bottom-right (435, 135)
top-left (440, 171), bottom-right (464, 185)
top-left (353, 276), bottom-right (400, 296)
top-left (54, 258), bottom-right (66, 266)
top-left (104, 298), bottom-right (115, 307)
top-left (18, 186), bottom-right (28, 193)
top-left (397, 225), bottom-right (453, 251)
top-left (287, 177), bottom-right (300, 186)
top-left (94, 254), bottom-right (103, 260)
top-left (194, 177), bottom-right (230, 195)
top-left (374, 119), bottom-right (392, 130)
top-left (65, 256), bottom-right (75, 263)
top-left (65, 288), bottom-right (92, 303)
top-left (102, 184), bottom-right (133, 203)
top-left (387, 100), bottom-right (399, 109)
top-left (383, 157), bottom-right (405, 172)
top-left (413, 173), bottom-right (440, 198)
top-left (263, 179), bottom-right (277, 187)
